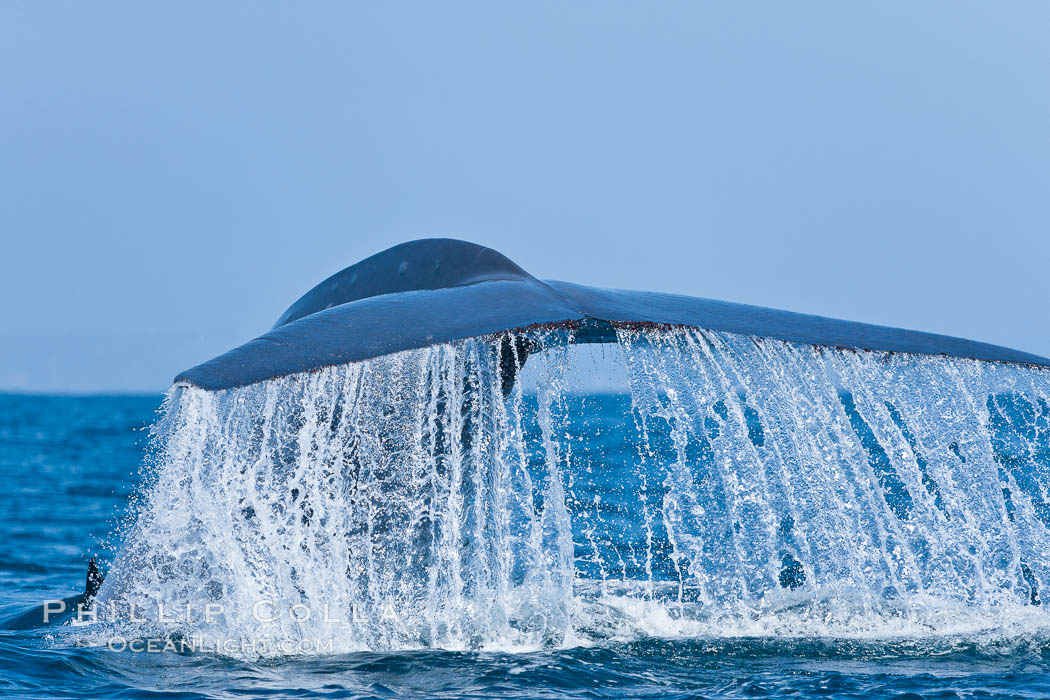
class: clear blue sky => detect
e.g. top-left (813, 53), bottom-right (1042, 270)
top-left (2, 2), bottom-right (1048, 392)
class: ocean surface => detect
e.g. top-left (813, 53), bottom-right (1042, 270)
top-left (3, 331), bottom-right (1050, 698)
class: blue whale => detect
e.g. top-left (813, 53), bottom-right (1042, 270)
top-left (175, 238), bottom-right (1050, 391)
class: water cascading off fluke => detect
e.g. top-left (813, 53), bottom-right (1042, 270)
top-left (84, 239), bottom-right (1050, 657)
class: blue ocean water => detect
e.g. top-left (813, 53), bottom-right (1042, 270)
top-left (2, 388), bottom-right (1050, 699)
top-left (2, 333), bottom-right (1050, 696)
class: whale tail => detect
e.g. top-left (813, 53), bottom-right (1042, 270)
top-left (174, 238), bottom-right (1050, 392)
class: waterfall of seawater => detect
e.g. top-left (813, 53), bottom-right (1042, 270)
top-left (83, 326), bottom-right (1050, 657)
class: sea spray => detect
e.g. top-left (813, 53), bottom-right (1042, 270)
top-left (86, 326), bottom-right (1050, 656)
top-left (611, 327), bottom-right (1050, 631)
top-left (94, 330), bottom-right (577, 653)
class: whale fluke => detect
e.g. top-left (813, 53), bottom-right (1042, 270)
top-left (175, 238), bottom-right (1050, 391)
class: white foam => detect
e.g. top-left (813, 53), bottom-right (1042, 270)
top-left (79, 327), bottom-right (1050, 659)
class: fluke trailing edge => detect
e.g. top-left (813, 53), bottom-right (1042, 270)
top-left (175, 238), bottom-right (1050, 391)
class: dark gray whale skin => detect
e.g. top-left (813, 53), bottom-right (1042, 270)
top-left (175, 239), bottom-right (1050, 391)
